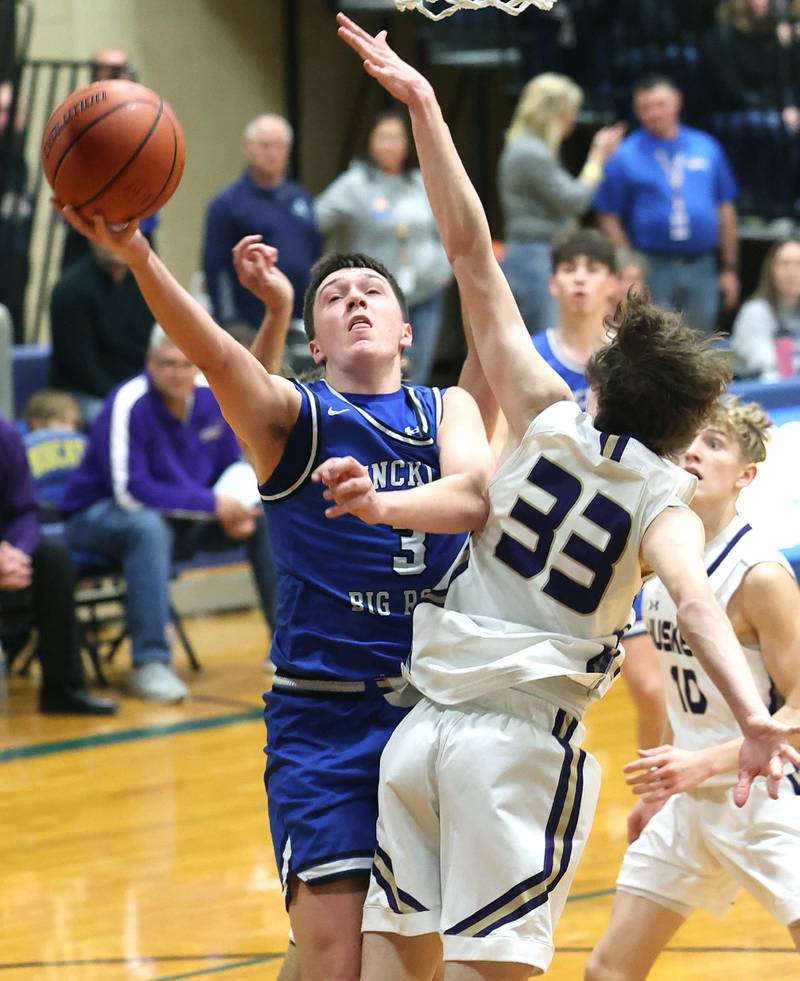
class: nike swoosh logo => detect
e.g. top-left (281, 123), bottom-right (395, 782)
top-left (327, 407), bottom-right (349, 416)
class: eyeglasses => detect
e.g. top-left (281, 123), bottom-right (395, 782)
top-left (150, 357), bottom-right (195, 371)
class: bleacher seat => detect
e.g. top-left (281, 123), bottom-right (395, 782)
top-left (11, 343), bottom-right (50, 418)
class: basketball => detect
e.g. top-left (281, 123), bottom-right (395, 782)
top-left (40, 79), bottom-right (185, 225)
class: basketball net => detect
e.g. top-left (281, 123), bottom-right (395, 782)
top-left (395, 0), bottom-right (557, 20)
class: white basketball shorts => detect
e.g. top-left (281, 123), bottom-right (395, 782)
top-left (617, 776), bottom-right (800, 924)
top-left (361, 688), bottom-right (602, 971)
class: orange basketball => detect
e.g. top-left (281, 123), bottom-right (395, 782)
top-left (41, 79), bottom-right (185, 225)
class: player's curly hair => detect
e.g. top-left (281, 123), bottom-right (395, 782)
top-left (705, 396), bottom-right (772, 464)
top-left (585, 290), bottom-right (731, 458)
top-left (302, 252), bottom-right (408, 341)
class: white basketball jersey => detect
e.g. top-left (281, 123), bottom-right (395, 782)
top-left (408, 401), bottom-right (696, 716)
top-left (642, 513), bottom-right (795, 786)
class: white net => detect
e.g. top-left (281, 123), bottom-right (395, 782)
top-left (396, 0), bottom-right (557, 19)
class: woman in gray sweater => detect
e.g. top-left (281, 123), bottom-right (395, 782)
top-left (499, 73), bottom-right (623, 334)
top-left (731, 238), bottom-right (800, 379)
top-left (315, 109), bottom-right (452, 384)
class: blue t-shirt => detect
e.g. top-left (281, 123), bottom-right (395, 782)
top-left (23, 428), bottom-right (88, 509)
top-left (533, 329), bottom-right (588, 409)
top-left (593, 126), bottom-right (738, 255)
top-left (259, 379), bottom-right (466, 682)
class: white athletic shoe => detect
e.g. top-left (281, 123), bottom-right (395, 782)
top-left (128, 662), bottom-right (189, 703)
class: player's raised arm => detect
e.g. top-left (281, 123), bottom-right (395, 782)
top-left (58, 208), bottom-right (300, 483)
top-left (641, 506), bottom-right (800, 804)
top-left (336, 14), bottom-right (571, 440)
top-left (232, 235), bottom-right (293, 374)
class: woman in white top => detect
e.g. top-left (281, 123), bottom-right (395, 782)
top-left (731, 237), bottom-right (800, 379)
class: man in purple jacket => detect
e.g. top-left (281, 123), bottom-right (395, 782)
top-left (62, 326), bottom-right (277, 703)
top-left (0, 417), bottom-right (117, 714)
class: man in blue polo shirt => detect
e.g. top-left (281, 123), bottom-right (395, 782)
top-left (62, 326), bottom-right (277, 703)
top-left (595, 75), bottom-right (741, 334)
top-left (202, 114), bottom-right (322, 335)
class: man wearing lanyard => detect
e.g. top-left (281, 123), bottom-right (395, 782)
top-left (594, 75), bottom-right (740, 335)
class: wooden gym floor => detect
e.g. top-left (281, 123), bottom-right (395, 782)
top-left (1, 594), bottom-right (796, 979)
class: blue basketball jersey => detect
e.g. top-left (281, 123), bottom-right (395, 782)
top-left (532, 329), bottom-right (588, 409)
top-left (259, 378), bottom-right (466, 681)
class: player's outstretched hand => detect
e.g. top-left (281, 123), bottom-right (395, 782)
top-left (54, 200), bottom-right (147, 267)
top-left (232, 235), bottom-right (294, 311)
top-left (736, 716), bottom-right (800, 806)
top-left (312, 455), bottom-right (384, 523)
top-left (336, 12), bottom-right (433, 108)
top-left (624, 744), bottom-right (715, 803)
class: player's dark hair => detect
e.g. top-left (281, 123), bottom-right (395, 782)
top-left (633, 73), bottom-right (679, 96)
top-left (302, 252), bottom-right (408, 341)
top-left (550, 228), bottom-right (617, 273)
top-left (585, 291), bottom-right (731, 458)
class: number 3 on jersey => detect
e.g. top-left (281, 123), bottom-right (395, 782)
top-left (495, 456), bottom-right (632, 614)
top-left (393, 529), bottom-right (427, 575)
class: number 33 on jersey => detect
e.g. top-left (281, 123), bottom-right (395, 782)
top-left (408, 401), bottom-right (697, 714)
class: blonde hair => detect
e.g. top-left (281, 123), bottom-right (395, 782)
top-left (716, 0), bottom-right (774, 36)
top-left (23, 389), bottom-right (80, 428)
top-left (705, 396), bottom-right (772, 464)
top-left (506, 73), bottom-right (583, 152)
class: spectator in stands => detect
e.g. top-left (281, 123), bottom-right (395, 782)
top-left (533, 228), bottom-right (619, 408)
top-left (704, 0), bottom-right (800, 217)
top-left (0, 416), bottom-right (117, 715)
top-left (595, 75), bottom-right (741, 334)
top-left (61, 326), bottom-right (277, 704)
top-left (202, 112), bottom-right (321, 370)
top-left (0, 79), bottom-right (32, 342)
top-left (731, 237), bottom-right (800, 379)
top-left (497, 73), bottom-right (624, 334)
top-left (315, 108), bottom-right (452, 383)
top-left (49, 241), bottom-right (154, 424)
top-left (21, 390), bottom-right (87, 521)
top-left (609, 246), bottom-right (650, 311)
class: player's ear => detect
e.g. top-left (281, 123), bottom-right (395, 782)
top-left (399, 321), bottom-right (413, 351)
top-left (547, 275), bottom-right (558, 299)
top-left (735, 462), bottom-right (757, 490)
top-left (309, 339), bottom-right (327, 366)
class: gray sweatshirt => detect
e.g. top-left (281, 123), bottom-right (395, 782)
top-left (731, 297), bottom-right (800, 379)
top-left (315, 161), bottom-right (452, 306)
top-left (498, 132), bottom-right (592, 243)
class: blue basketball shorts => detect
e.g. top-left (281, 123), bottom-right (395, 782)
top-left (263, 677), bottom-right (408, 905)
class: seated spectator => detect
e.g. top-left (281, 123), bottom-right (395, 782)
top-left (201, 112), bottom-right (321, 374)
top-left (21, 390), bottom-right (87, 521)
top-left (61, 326), bottom-right (277, 703)
top-left (315, 109), bottom-right (452, 384)
top-left (0, 416), bottom-right (117, 715)
top-left (532, 228), bottom-right (619, 408)
top-left (498, 72), bottom-right (624, 334)
top-left (704, 0), bottom-right (800, 216)
top-left (609, 246), bottom-right (650, 311)
top-left (49, 242), bottom-right (154, 424)
top-left (0, 80), bottom-right (32, 342)
top-left (731, 237), bottom-right (800, 379)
